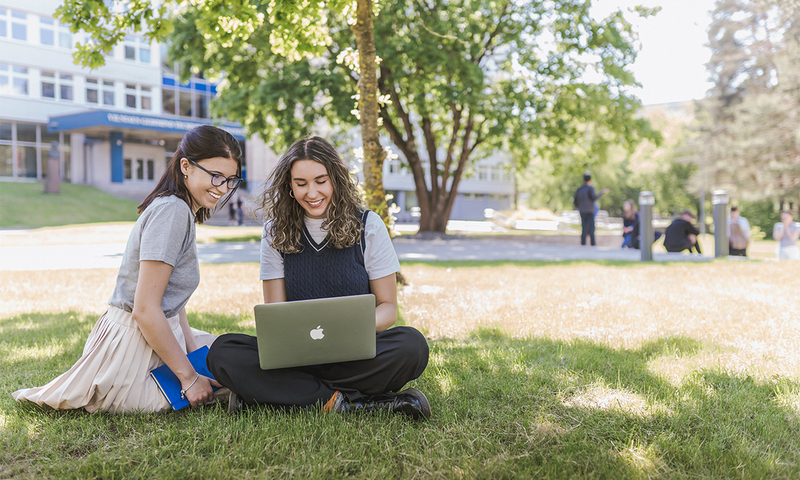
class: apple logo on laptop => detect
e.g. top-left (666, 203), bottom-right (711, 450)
top-left (310, 326), bottom-right (325, 340)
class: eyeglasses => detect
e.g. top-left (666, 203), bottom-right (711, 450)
top-left (187, 159), bottom-right (242, 190)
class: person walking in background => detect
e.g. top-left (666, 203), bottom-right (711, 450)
top-left (773, 210), bottom-right (800, 260)
top-left (235, 197), bottom-right (244, 226)
top-left (664, 210), bottom-right (702, 254)
top-left (228, 200), bottom-right (237, 225)
top-left (621, 199), bottom-right (639, 248)
top-left (727, 206), bottom-right (751, 257)
top-left (573, 173), bottom-right (609, 246)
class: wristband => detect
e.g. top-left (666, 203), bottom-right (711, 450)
top-left (180, 374), bottom-right (200, 400)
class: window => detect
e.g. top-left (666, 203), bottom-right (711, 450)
top-left (39, 16), bottom-right (54, 45)
top-left (0, 64), bottom-right (29, 96)
top-left (141, 86), bottom-right (152, 110)
top-left (125, 83), bottom-right (136, 108)
top-left (102, 80), bottom-right (114, 106)
top-left (0, 122), bottom-right (70, 180)
top-left (123, 36), bottom-right (151, 63)
top-left (139, 39), bottom-right (151, 63)
top-left (0, 8), bottom-right (7, 38)
top-left (179, 90), bottom-right (192, 117)
top-left (40, 72), bottom-right (73, 101)
top-left (162, 67), bottom-right (217, 118)
top-left (59, 74), bottom-right (73, 101)
top-left (124, 157), bottom-right (155, 181)
top-left (162, 88), bottom-right (175, 114)
top-left (86, 77), bottom-right (98, 103)
top-left (41, 70), bottom-right (55, 98)
top-left (11, 10), bottom-right (26, 41)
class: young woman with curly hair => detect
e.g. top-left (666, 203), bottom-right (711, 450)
top-left (207, 136), bottom-right (431, 419)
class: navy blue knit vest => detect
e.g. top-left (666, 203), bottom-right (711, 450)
top-left (283, 210), bottom-right (371, 301)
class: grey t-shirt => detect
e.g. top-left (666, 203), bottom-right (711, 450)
top-left (108, 195), bottom-right (200, 318)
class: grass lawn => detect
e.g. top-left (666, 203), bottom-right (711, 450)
top-left (0, 182), bottom-right (140, 228)
top-left (3, 261), bottom-right (800, 478)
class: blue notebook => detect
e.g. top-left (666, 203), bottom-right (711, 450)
top-left (149, 346), bottom-right (219, 411)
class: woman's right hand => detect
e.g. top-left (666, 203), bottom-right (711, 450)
top-left (182, 374), bottom-right (222, 407)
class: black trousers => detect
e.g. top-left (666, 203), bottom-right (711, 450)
top-left (666, 239), bottom-right (702, 254)
top-left (207, 326), bottom-right (429, 407)
top-left (580, 212), bottom-right (596, 246)
top-left (729, 242), bottom-right (747, 257)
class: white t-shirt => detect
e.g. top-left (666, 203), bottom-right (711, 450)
top-left (260, 210), bottom-right (400, 281)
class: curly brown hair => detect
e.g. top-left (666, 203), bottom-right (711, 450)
top-left (259, 136), bottom-right (365, 253)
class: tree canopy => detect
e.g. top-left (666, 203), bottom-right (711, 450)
top-left (58, 0), bottom-right (660, 232)
top-left (695, 0), bottom-right (800, 211)
top-left (163, 0), bottom-right (659, 231)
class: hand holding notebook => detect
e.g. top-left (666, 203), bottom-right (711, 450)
top-left (150, 345), bottom-right (220, 411)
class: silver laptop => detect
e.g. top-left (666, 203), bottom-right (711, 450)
top-left (254, 294), bottom-right (377, 370)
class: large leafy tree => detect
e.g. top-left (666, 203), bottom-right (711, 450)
top-left (695, 0), bottom-right (800, 211)
top-left (165, 0), bottom-right (658, 232)
top-left (57, 0), bottom-right (391, 223)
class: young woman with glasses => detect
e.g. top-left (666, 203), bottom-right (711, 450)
top-left (13, 125), bottom-right (242, 413)
top-left (207, 136), bottom-right (431, 419)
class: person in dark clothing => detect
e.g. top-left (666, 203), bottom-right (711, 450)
top-left (207, 136), bottom-right (430, 419)
top-left (664, 210), bottom-right (702, 253)
top-left (235, 197), bottom-right (244, 225)
top-left (621, 200), bottom-right (638, 248)
top-left (574, 173), bottom-right (609, 246)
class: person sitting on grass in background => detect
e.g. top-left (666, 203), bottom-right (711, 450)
top-left (12, 125), bottom-right (242, 412)
top-left (621, 199), bottom-right (639, 248)
top-left (727, 206), bottom-right (751, 257)
top-left (773, 210), bottom-right (800, 260)
top-left (664, 209), bottom-right (702, 254)
top-left (206, 136), bottom-right (431, 419)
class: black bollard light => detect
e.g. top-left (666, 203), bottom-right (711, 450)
top-left (712, 190), bottom-right (729, 258)
top-left (639, 191), bottom-right (655, 261)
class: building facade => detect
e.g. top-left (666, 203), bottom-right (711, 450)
top-left (0, 0), bottom-right (512, 220)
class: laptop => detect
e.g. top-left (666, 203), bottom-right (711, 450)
top-left (254, 294), bottom-right (377, 370)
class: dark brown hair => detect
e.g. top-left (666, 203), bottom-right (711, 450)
top-left (259, 136), bottom-right (364, 253)
top-left (138, 125), bottom-right (242, 223)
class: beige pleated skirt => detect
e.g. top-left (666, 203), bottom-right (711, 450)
top-left (12, 306), bottom-right (218, 413)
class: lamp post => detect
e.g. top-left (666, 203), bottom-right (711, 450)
top-left (712, 190), bottom-right (729, 258)
top-left (639, 191), bottom-right (655, 262)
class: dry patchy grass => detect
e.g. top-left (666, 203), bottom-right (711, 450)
top-left (399, 262), bottom-right (800, 379)
top-left (2, 261), bottom-right (798, 381)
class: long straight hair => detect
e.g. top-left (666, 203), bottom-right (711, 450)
top-left (139, 125), bottom-right (242, 224)
top-left (623, 199), bottom-right (638, 220)
top-left (260, 136), bottom-right (364, 253)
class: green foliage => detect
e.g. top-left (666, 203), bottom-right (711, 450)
top-left (56, 0), bottom-right (660, 231)
top-left (736, 198), bottom-right (781, 240)
top-left (164, 0), bottom-right (659, 231)
top-left (0, 182), bottom-right (139, 227)
top-left (518, 105), bottom-right (690, 217)
top-left (694, 0), bottom-right (800, 210)
top-left (55, 0), bottom-right (351, 69)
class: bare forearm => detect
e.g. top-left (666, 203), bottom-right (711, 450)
top-left (133, 306), bottom-right (195, 383)
top-left (179, 308), bottom-right (199, 353)
top-left (375, 302), bottom-right (397, 333)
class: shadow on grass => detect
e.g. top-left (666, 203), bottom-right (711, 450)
top-left (3, 315), bottom-right (800, 478)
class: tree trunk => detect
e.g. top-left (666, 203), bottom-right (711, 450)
top-left (352, 0), bottom-right (388, 227)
